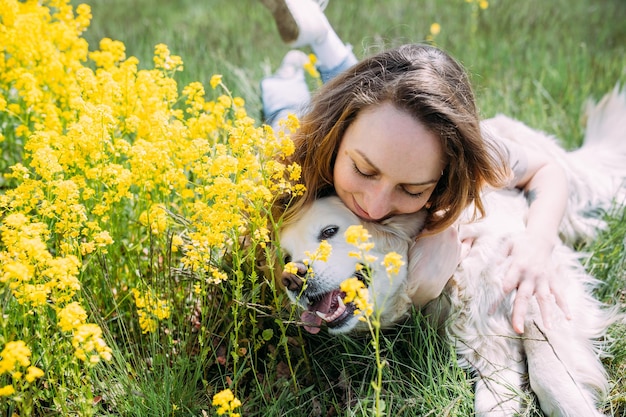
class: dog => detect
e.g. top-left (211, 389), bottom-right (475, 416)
top-left (278, 87), bottom-right (626, 416)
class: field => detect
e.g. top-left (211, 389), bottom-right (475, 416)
top-left (1, 0), bottom-right (625, 415)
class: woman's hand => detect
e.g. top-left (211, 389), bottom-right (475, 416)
top-left (500, 231), bottom-right (572, 334)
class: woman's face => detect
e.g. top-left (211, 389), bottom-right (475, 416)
top-left (333, 102), bottom-right (446, 221)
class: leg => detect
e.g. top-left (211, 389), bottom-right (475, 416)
top-left (259, 0), bottom-right (358, 86)
top-left (260, 50), bottom-right (311, 131)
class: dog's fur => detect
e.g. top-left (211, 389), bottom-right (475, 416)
top-left (278, 87), bottom-right (626, 416)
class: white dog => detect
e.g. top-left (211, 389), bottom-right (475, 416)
top-left (278, 87), bottom-right (626, 417)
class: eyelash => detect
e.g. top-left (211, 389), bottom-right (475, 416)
top-left (352, 163), bottom-right (424, 198)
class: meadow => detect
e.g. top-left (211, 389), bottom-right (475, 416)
top-left (0, 0), bottom-right (625, 416)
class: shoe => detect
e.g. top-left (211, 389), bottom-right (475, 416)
top-left (259, 0), bottom-right (331, 47)
top-left (260, 51), bottom-right (311, 129)
top-left (274, 50), bottom-right (309, 78)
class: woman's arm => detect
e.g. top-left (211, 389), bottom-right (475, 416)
top-left (502, 145), bottom-right (571, 334)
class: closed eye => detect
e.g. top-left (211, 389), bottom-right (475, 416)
top-left (352, 162), bottom-right (376, 178)
top-left (318, 225), bottom-right (339, 241)
top-left (401, 188), bottom-right (424, 198)
top-left (354, 162), bottom-right (426, 198)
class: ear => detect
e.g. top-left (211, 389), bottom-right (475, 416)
top-left (379, 210), bottom-right (427, 239)
top-left (364, 210), bottom-right (427, 253)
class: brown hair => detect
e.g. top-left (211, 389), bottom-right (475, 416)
top-left (277, 43), bottom-right (510, 235)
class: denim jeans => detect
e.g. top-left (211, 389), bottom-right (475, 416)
top-left (261, 49), bottom-right (358, 130)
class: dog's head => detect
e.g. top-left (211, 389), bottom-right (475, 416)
top-left (278, 196), bottom-right (426, 334)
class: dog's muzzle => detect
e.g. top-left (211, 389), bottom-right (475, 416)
top-left (281, 263), bottom-right (365, 334)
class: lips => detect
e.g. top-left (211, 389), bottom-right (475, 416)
top-left (300, 290), bottom-right (357, 334)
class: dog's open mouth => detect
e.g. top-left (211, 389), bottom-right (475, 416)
top-left (300, 290), bottom-right (357, 334)
top-left (300, 270), bottom-right (368, 334)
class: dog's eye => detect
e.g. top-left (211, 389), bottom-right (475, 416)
top-left (318, 225), bottom-right (339, 241)
top-left (283, 254), bottom-right (292, 264)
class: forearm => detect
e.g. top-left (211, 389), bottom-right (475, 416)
top-left (522, 160), bottom-right (568, 246)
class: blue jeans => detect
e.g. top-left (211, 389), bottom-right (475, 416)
top-left (261, 50), bottom-right (358, 130)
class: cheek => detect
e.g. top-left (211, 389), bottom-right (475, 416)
top-left (332, 156), bottom-right (357, 193)
top-left (394, 190), bottom-right (435, 215)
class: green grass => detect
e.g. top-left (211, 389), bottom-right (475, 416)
top-left (61, 0), bottom-right (626, 415)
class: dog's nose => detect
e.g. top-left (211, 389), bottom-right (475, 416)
top-left (281, 262), bottom-right (307, 292)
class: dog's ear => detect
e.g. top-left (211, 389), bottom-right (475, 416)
top-left (364, 211), bottom-right (427, 253)
top-left (379, 211), bottom-right (427, 239)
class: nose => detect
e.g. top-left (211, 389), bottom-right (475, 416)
top-left (363, 185), bottom-right (394, 220)
top-left (281, 262), bottom-right (307, 292)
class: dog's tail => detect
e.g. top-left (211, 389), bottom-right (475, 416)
top-left (560, 84), bottom-right (626, 244)
top-left (580, 84), bottom-right (626, 148)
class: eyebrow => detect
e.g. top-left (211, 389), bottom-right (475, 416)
top-left (355, 150), bottom-right (440, 186)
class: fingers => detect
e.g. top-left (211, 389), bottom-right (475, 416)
top-left (511, 278), bottom-right (533, 334)
top-left (534, 278), bottom-right (554, 330)
top-left (509, 270), bottom-right (571, 334)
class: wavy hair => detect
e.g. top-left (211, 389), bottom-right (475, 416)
top-left (277, 43), bottom-right (510, 235)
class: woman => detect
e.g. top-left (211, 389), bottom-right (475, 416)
top-left (260, 0), bottom-right (571, 334)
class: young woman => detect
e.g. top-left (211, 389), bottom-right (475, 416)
top-left (259, 0), bottom-right (571, 334)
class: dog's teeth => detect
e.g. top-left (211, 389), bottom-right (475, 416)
top-left (315, 311), bottom-right (327, 320)
top-left (337, 296), bottom-right (345, 308)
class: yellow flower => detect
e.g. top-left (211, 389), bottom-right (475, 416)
top-left (303, 54), bottom-right (321, 79)
top-left (283, 262), bottom-right (299, 275)
top-left (25, 366), bottom-right (44, 383)
top-left (210, 74), bottom-right (223, 89)
top-left (0, 385), bottom-right (15, 397)
top-left (382, 252), bottom-right (405, 276)
top-left (71, 323), bottom-right (112, 363)
top-left (212, 388), bottom-right (242, 416)
top-left (0, 341), bottom-right (31, 374)
top-left (340, 277), bottom-right (373, 317)
top-left (58, 302), bottom-right (88, 332)
top-left (132, 288), bottom-right (171, 333)
top-left (344, 225), bottom-right (372, 250)
top-left (479, 0), bottom-right (489, 9)
top-left (304, 240), bottom-right (332, 263)
top-left (430, 22), bottom-right (441, 36)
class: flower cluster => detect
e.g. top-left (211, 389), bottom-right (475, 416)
top-left (340, 277), bottom-right (373, 318)
top-left (1, 0), bottom-right (304, 413)
top-left (0, 341), bottom-right (44, 397)
top-left (212, 388), bottom-right (242, 417)
top-left (132, 288), bottom-right (172, 334)
top-left (341, 225), bottom-right (406, 319)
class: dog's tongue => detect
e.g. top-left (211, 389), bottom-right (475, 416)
top-left (301, 311), bottom-right (322, 334)
top-left (300, 291), bottom-right (337, 334)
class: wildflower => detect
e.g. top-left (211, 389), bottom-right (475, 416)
top-left (132, 288), bottom-right (171, 333)
top-left (340, 277), bottom-right (373, 317)
top-left (139, 205), bottom-right (169, 235)
top-left (430, 22), bottom-right (441, 36)
top-left (72, 323), bottom-right (112, 363)
top-left (153, 43), bottom-right (183, 72)
top-left (382, 252), bottom-right (404, 276)
top-left (212, 388), bottom-right (242, 417)
top-left (0, 341), bottom-right (31, 375)
top-left (304, 240), bottom-right (332, 263)
top-left (58, 302), bottom-right (88, 332)
top-left (25, 366), bottom-right (44, 383)
top-left (344, 225), bottom-right (375, 252)
top-left (0, 385), bottom-right (15, 397)
top-left (283, 262), bottom-right (299, 275)
top-left (304, 54), bottom-right (321, 79)
top-left (210, 74), bottom-right (223, 89)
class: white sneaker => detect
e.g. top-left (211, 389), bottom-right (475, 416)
top-left (259, 0), bottom-right (331, 47)
top-left (260, 50), bottom-right (311, 129)
top-left (274, 50), bottom-right (310, 78)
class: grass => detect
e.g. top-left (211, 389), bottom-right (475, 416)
top-left (2, 0), bottom-right (625, 415)
top-left (81, 0), bottom-right (626, 146)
